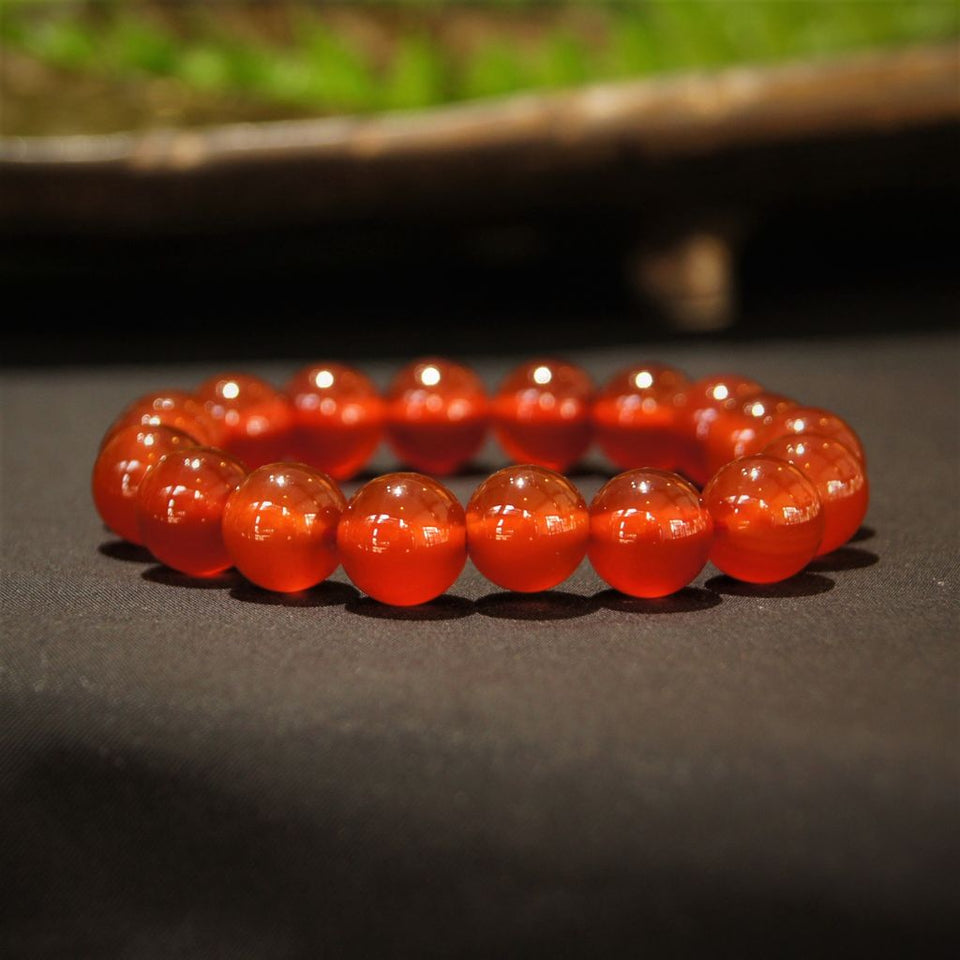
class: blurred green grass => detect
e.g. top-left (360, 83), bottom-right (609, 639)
top-left (2, 1), bottom-right (957, 120)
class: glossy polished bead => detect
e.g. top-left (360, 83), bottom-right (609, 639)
top-left (705, 391), bottom-right (797, 475)
top-left (589, 469), bottom-right (714, 598)
top-left (223, 463), bottom-right (346, 592)
top-left (136, 447), bottom-right (247, 577)
top-left (702, 455), bottom-right (824, 583)
top-left (491, 359), bottom-right (594, 471)
top-left (682, 373), bottom-right (764, 485)
top-left (92, 424), bottom-right (199, 545)
top-left (763, 435), bottom-right (869, 556)
top-left (384, 358), bottom-right (488, 475)
top-left (337, 473), bottom-right (466, 606)
top-left (101, 390), bottom-right (218, 450)
top-left (593, 364), bottom-right (696, 473)
top-left (195, 372), bottom-right (294, 470)
top-left (466, 465), bottom-right (588, 592)
top-left (286, 363), bottom-right (384, 480)
top-left (764, 406), bottom-right (866, 464)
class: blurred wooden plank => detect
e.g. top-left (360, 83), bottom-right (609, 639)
top-left (1, 43), bottom-right (957, 232)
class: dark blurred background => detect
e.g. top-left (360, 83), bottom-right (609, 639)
top-left (1, 0), bottom-right (958, 366)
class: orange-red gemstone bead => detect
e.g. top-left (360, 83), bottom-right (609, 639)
top-left (337, 472), bottom-right (466, 606)
top-left (491, 359), bottom-right (594, 471)
top-left (704, 391), bottom-right (797, 475)
top-left (466, 465), bottom-right (588, 593)
top-left (223, 463), bottom-right (346, 592)
top-left (92, 424), bottom-right (199, 545)
top-left (101, 390), bottom-right (218, 450)
top-left (136, 447), bottom-right (247, 577)
top-left (195, 372), bottom-right (294, 469)
top-left (764, 406), bottom-right (866, 464)
top-left (593, 364), bottom-right (696, 474)
top-left (384, 358), bottom-right (488, 475)
top-left (681, 373), bottom-right (764, 485)
top-left (763, 435), bottom-right (869, 556)
top-left (285, 363), bottom-right (384, 480)
top-left (589, 469), bottom-right (714, 598)
top-left (702, 455), bottom-right (824, 583)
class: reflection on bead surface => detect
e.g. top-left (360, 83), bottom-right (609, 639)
top-left (705, 391), bottom-right (797, 475)
top-left (92, 424), bottom-right (198, 545)
top-left (223, 463), bottom-right (346, 592)
top-left (763, 435), bottom-right (868, 556)
top-left (702, 455), bottom-right (824, 583)
top-left (589, 469), bottom-right (713, 597)
top-left (385, 358), bottom-right (488, 475)
top-left (101, 390), bottom-right (218, 449)
top-left (466, 465), bottom-right (588, 592)
top-left (337, 473), bottom-right (466, 605)
top-left (286, 363), bottom-right (383, 480)
top-left (137, 447), bottom-right (247, 577)
top-left (492, 359), bottom-right (594, 471)
top-left (195, 372), bottom-right (294, 469)
top-left (764, 406), bottom-right (866, 464)
top-left (593, 364), bottom-right (696, 473)
top-left (682, 374), bottom-right (764, 484)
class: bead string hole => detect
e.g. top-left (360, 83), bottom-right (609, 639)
top-left (92, 358), bottom-right (871, 607)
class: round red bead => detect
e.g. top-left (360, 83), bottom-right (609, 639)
top-left (384, 358), bottom-right (488, 475)
top-left (681, 373), bottom-right (764, 485)
top-left (195, 372), bottom-right (294, 469)
top-left (589, 469), bottom-right (713, 598)
top-left (466, 465), bottom-right (589, 593)
top-left (92, 424), bottom-right (199, 545)
top-left (764, 406), bottom-right (866, 464)
top-left (286, 363), bottom-right (384, 480)
top-left (223, 463), bottom-right (346, 593)
top-left (337, 472), bottom-right (467, 606)
top-left (101, 390), bottom-right (218, 450)
top-left (763, 434), bottom-right (869, 556)
top-left (702, 455), bottom-right (824, 583)
top-left (491, 359), bottom-right (594, 471)
top-left (704, 391), bottom-right (797, 475)
top-left (593, 364), bottom-right (695, 473)
top-left (136, 447), bottom-right (247, 577)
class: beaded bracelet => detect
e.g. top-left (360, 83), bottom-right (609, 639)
top-left (92, 358), bottom-right (868, 606)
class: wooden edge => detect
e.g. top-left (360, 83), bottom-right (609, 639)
top-left (1, 42), bottom-right (957, 170)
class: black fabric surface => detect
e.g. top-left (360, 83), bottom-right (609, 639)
top-left (2, 331), bottom-right (958, 958)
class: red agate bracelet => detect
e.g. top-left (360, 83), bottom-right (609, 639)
top-left (92, 358), bottom-right (868, 606)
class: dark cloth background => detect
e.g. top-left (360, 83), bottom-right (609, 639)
top-left (2, 330), bottom-right (958, 958)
